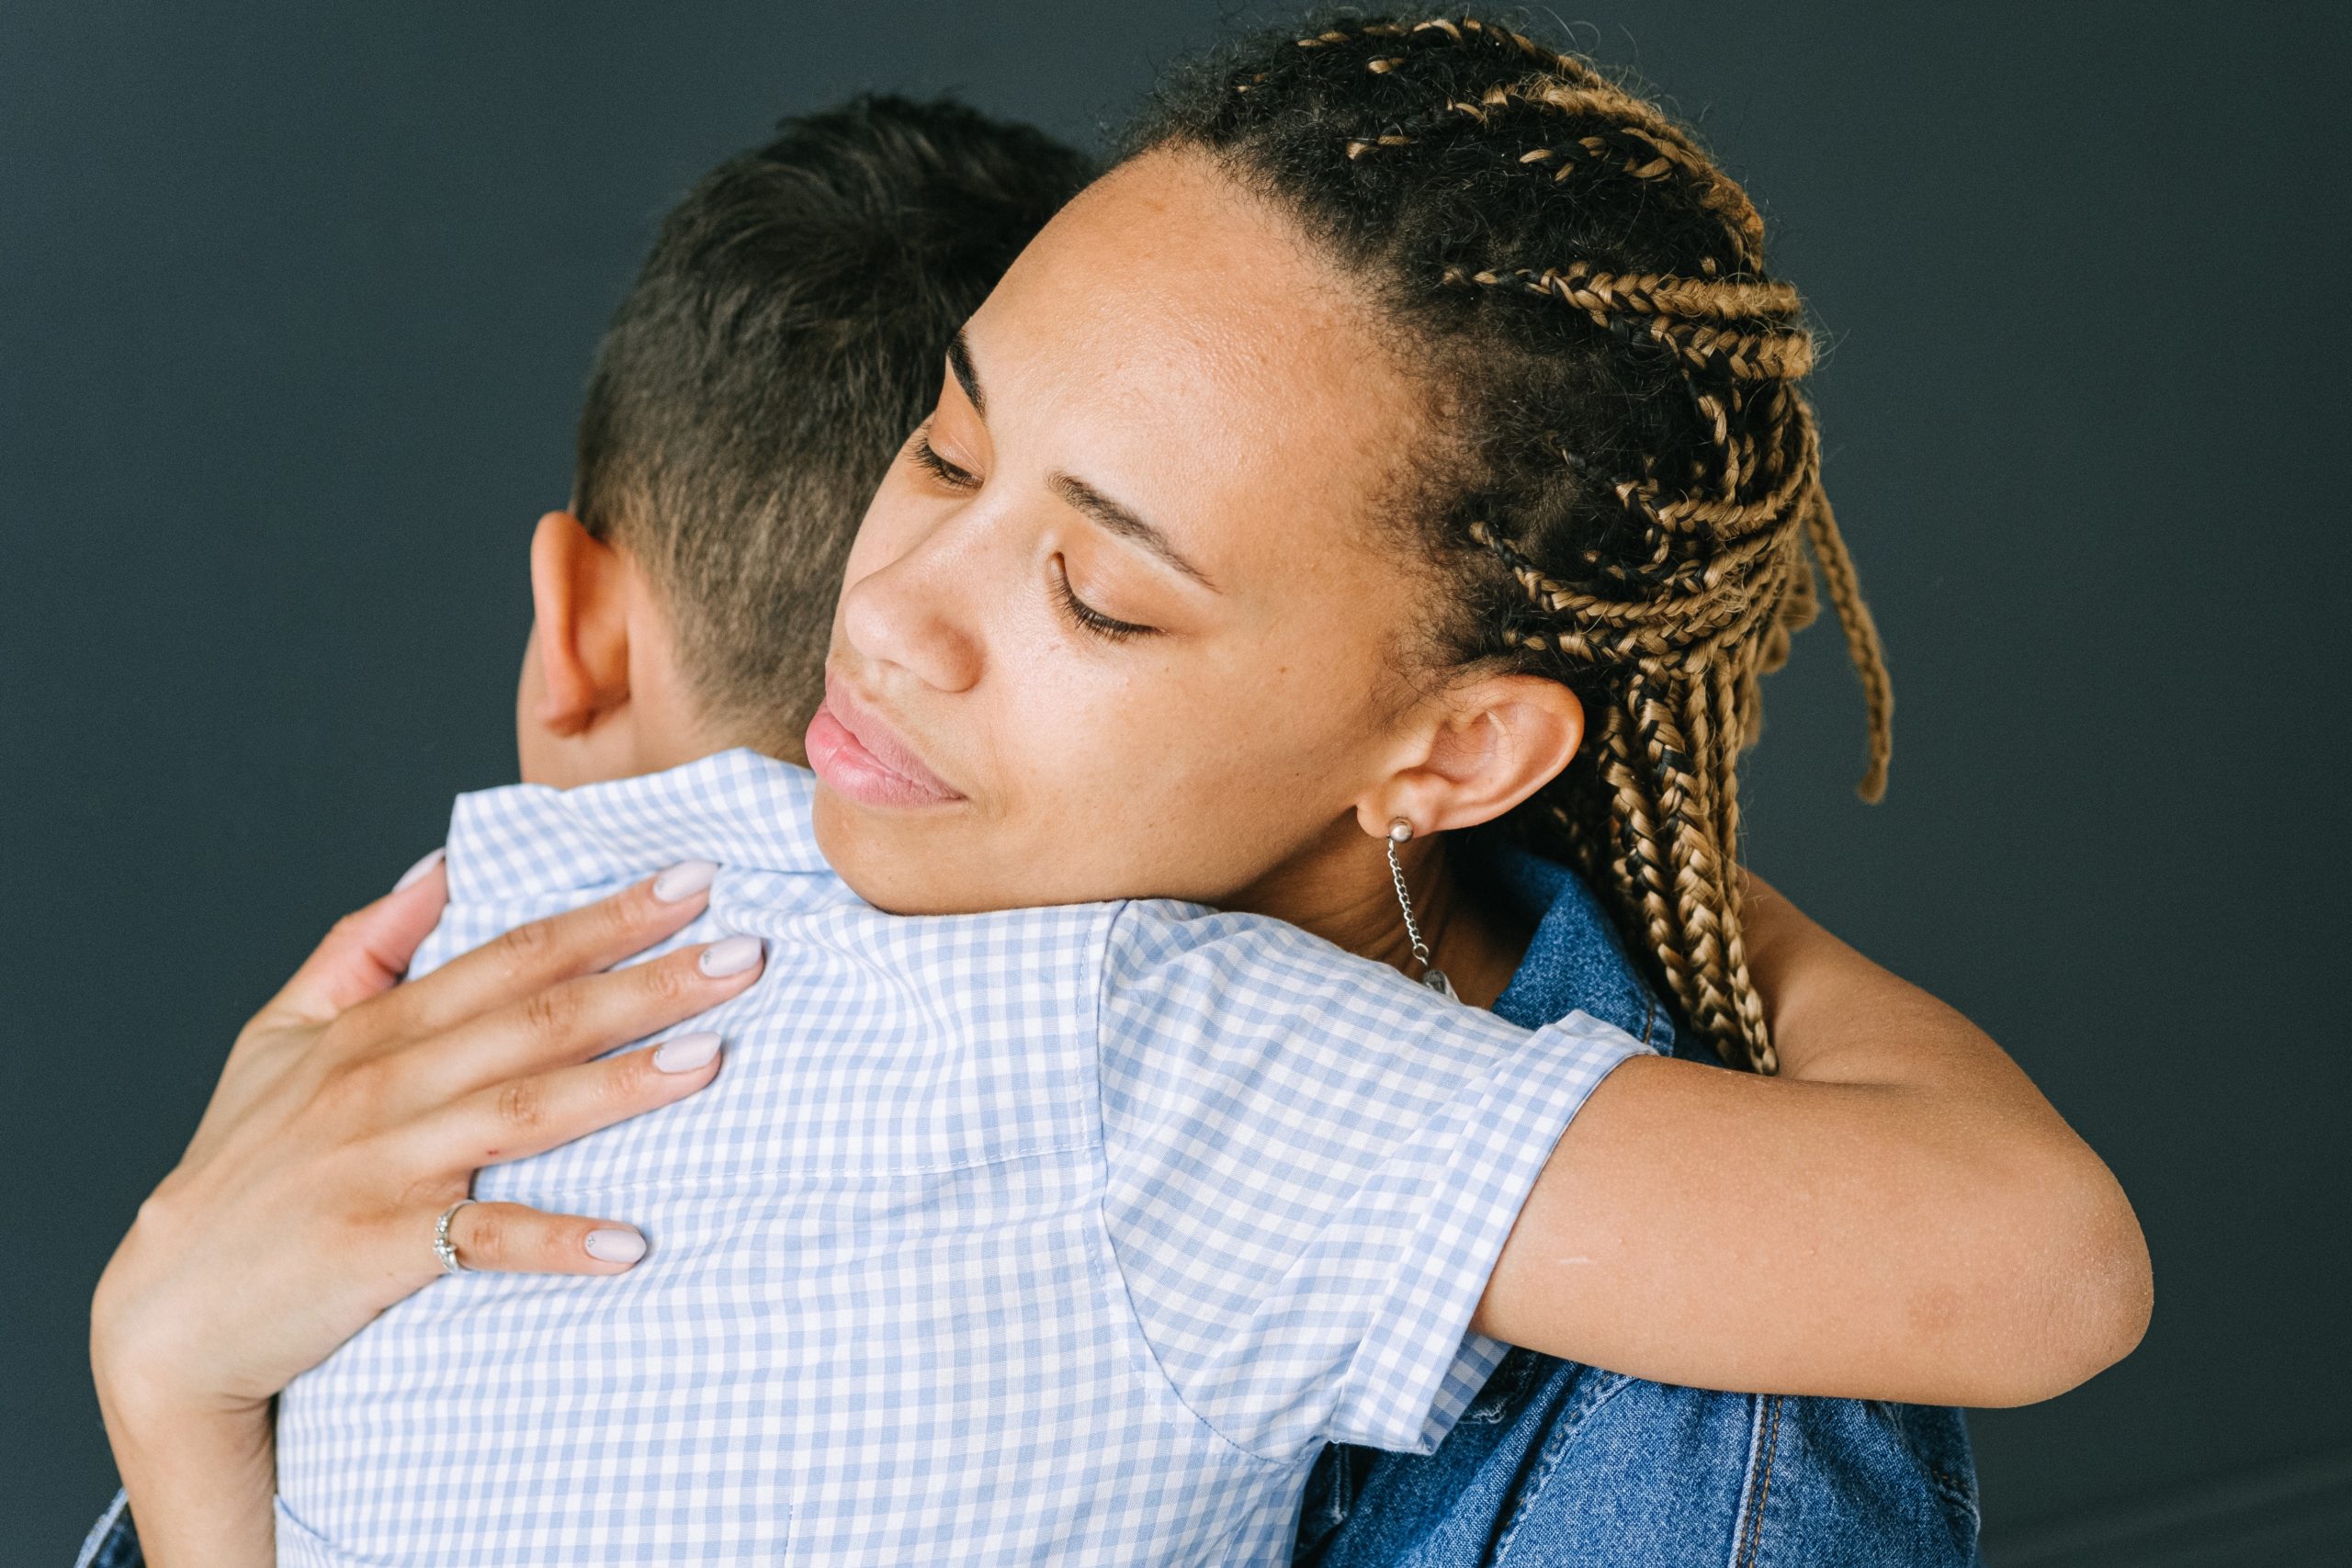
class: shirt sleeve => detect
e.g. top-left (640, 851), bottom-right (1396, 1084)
top-left (1091, 901), bottom-right (1654, 1462)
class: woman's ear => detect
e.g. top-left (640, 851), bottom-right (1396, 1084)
top-left (526, 510), bottom-right (634, 739)
top-left (1355, 673), bottom-right (1585, 839)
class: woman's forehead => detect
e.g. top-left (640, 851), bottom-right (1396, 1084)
top-left (966, 150), bottom-right (1427, 581)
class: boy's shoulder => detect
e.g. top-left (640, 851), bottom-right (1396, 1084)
top-left (439, 749), bottom-right (1446, 1003)
top-left (435, 754), bottom-right (1668, 1069)
top-left (443, 748), bottom-right (836, 903)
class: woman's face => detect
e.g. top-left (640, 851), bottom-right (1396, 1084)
top-left (810, 149), bottom-right (1446, 915)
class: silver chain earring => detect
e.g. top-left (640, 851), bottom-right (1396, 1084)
top-left (1385, 819), bottom-right (1459, 1001)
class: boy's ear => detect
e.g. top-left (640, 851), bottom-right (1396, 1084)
top-left (1353, 673), bottom-right (1585, 840)
top-left (526, 510), bottom-right (633, 737)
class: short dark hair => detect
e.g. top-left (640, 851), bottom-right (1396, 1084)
top-left (575, 95), bottom-right (1094, 750)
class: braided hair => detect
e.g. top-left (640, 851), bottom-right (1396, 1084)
top-left (1126, 13), bottom-right (1893, 1073)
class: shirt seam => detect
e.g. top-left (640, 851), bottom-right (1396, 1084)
top-left (1086, 901), bottom-right (1290, 1472)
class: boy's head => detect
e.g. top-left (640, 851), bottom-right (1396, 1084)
top-left (517, 96), bottom-right (1093, 786)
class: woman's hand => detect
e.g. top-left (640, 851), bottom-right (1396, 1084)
top-left (89, 854), bottom-right (763, 1566)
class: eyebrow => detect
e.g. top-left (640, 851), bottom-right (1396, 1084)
top-left (1051, 473), bottom-right (1217, 592)
top-left (950, 329), bottom-right (1216, 593)
top-left (946, 331), bottom-right (984, 418)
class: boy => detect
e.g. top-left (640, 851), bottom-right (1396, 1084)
top-left (263, 97), bottom-right (1655, 1566)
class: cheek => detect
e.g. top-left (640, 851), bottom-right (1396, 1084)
top-left (992, 634), bottom-right (1384, 879)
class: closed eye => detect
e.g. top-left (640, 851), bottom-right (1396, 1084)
top-left (1053, 557), bottom-right (1159, 643)
top-left (910, 426), bottom-right (979, 491)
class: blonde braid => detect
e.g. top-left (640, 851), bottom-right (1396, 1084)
top-left (1474, 79), bottom-right (1884, 1066)
top-left (1136, 11), bottom-right (1894, 1070)
top-left (1425, 22), bottom-right (1889, 1067)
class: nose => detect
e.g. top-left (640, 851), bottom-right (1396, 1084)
top-left (836, 514), bottom-right (985, 695)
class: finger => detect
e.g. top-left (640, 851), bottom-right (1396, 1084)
top-left (257, 851), bottom-right (452, 1028)
top-left (440, 1200), bottom-right (650, 1276)
top-left (376, 863), bottom-right (720, 1042)
top-left (407, 936), bottom-right (763, 1095)
top-left (418, 1026), bottom-right (728, 1168)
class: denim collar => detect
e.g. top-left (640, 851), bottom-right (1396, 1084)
top-left (1465, 833), bottom-right (1676, 1053)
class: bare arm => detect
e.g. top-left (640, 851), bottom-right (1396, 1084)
top-left (1472, 874), bottom-right (2151, 1406)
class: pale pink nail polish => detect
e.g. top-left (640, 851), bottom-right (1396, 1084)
top-left (584, 1228), bottom-right (647, 1265)
top-left (651, 1032), bottom-right (721, 1073)
top-left (698, 935), bottom-right (763, 977)
top-left (393, 847), bottom-right (446, 892)
top-left (652, 859), bottom-right (718, 903)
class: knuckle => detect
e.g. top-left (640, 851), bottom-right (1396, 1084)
top-left (610, 1052), bottom-right (665, 1106)
top-left (574, 888), bottom-right (650, 956)
top-left (594, 887), bottom-right (648, 940)
top-left (338, 1136), bottom-right (436, 1227)
top-left (458, 1207), bottom-right (509, 1266)
top-left (519, 985), bottom-right (579, 1044)
top-left (312, 1055), bottom-right (391, 1119)
top-left (495, 917), bottom-right (555, 973)
top-left (327, 983), bottom-right (406, 1054)
top-left (639, 957), bottom-right (695, 1009)
top-left (387, 1165), bottom-right (455, 1218)
top-left (494, 1079), bottom-right (546, 1134)
top-left (312, 1012), bottom-right (362, 1058)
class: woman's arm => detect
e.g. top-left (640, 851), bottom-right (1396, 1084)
top-left (89, 860), bottom-right (761, 1567)
top-left (1473, 874), bottom-right (2152, 1406)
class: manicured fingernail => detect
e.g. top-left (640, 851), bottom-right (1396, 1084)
top-left (652, 859), bottom-right (718, 903)
top-left (393, 847), bottom-right (446, 891)
top-left (583, 1227), bottom-right (647, 1265)
top-left (651, 1031), bottom-right (721, 1073)
top-left (698, 935), bottom-right (763, 977)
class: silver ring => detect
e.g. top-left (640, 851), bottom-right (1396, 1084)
top-left (433, 1197), bottom-right (479, 1275)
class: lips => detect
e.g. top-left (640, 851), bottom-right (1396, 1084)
top-left (806, 673), bottom-right (966, 809)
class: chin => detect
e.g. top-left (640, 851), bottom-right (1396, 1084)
top-left (814, 792), bottom-right (1140, 916)
top-left (810, 790), bottom-right (972, 915)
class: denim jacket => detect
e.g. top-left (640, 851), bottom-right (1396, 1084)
top-left (1295, 841), bottom-right (1983, 1567)
top-left (78, 842), bottom-right (1979, 1567)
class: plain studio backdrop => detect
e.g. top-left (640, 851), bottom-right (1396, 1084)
top-left (5, 3), bottom-right (2346, 1562)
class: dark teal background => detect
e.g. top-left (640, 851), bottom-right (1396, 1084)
top-left (6, 4), bottom-right (2346, 1562)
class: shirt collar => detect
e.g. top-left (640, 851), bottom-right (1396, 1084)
top-left (443, 748), bottom-right (833, 901)
top-left (440, 755), bottom-right (1670, 1051)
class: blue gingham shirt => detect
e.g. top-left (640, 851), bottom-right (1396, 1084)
top-left (251, 750), bottom-right (1650, 1565)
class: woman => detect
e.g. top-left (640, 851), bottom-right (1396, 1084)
top-left (88, 14), bottom-right (2148, 1564)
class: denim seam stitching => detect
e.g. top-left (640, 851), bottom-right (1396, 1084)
top-left (1867, 1401), bottom-right (1983, 1528)
top-left (1488, 1368), bottom-right (1637, 1565)
top-left (1733, 1393), bottom-right (1785, 1568)
top-left (1925, 1464), bottom-right (1982, 1527)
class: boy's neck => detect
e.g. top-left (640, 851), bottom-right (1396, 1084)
top-left (519, 725), bottom-right (803, 790)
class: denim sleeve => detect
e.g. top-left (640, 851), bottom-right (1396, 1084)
top-left (1299, 1355), bottom-right (1982, 1568)
top-left (73, 1490), bottom-right (139, 1568)
top-left (1474, 1371), bottom-right (1982, 1567)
